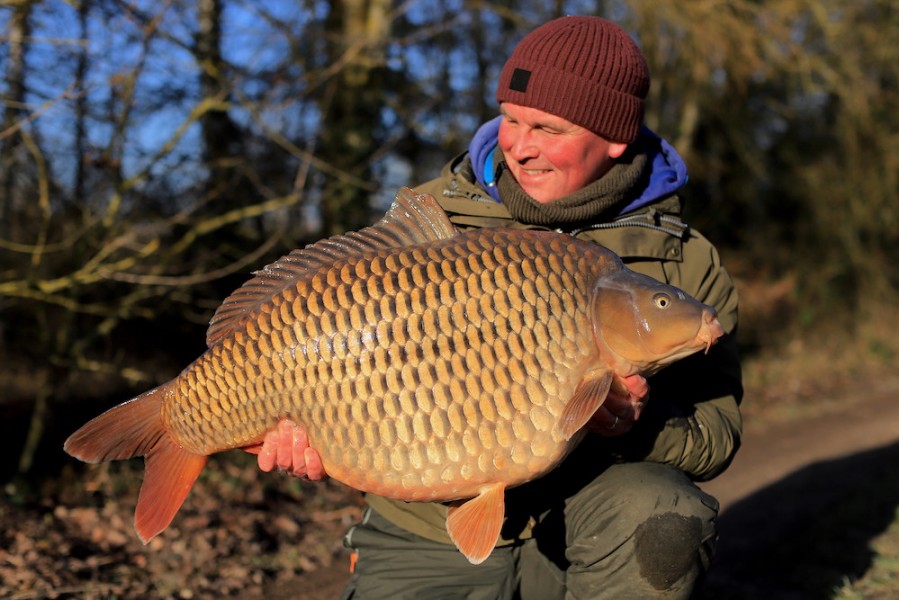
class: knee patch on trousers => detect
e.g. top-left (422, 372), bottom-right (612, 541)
top-left (633, 512), bottom-right (704, 590)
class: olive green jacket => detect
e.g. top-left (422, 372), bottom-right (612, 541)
top-left (367, 152), bottom-right (743, 546)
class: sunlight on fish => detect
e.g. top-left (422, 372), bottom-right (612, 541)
top-left (64, 187), bottom-right (724, 564)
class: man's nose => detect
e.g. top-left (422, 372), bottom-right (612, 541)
top-left (508, 129), bottom-right (538, 160)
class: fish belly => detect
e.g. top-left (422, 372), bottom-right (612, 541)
top-left (162, 229), bottom-right (609, 501)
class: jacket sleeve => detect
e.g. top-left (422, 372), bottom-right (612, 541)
top-left (603, 230), bottom-right (743, 482)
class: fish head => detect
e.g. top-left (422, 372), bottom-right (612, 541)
top-left (590, 268), bottom-right (725, 376)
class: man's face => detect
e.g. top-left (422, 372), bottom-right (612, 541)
top-left (497, 103), bottom-right (627, 204)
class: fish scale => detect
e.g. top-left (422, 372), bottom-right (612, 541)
top-left (65, 187), bottom-right (725, 563)
top-left (165, 228), bottom-right (603, 503)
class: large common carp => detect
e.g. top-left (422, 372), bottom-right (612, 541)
top-left (65, 187), bottom-right (724, 564)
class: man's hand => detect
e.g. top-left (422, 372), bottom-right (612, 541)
top-left (589, 374), bottom-right (649, 437)
top-left (243, 420), bottom-right (327, 480)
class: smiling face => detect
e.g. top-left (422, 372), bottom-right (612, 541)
top-left (497, 103), bottom-right (629, 204)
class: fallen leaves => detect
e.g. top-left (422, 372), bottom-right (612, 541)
top-left (1, 453), bottom-right (362, 599)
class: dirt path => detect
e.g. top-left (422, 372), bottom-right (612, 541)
top-left (700, 375), bottom-right (899, 509)
top-left (289, 376), bottom-right (899, 599)
top-left (697, 375), bottom-right (899, 598)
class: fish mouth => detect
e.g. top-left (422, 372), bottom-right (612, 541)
top-left (699, 309), bottom-right (726, 354)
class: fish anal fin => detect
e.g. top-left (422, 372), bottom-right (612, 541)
top-left (205, 187), bottom-right (456, 347)
top-left (135, 435), bottom-right (208, 544)
top-left (559, 370), bottom-right (614, 440)
top-left (445, 482), bottom-right (505, 565)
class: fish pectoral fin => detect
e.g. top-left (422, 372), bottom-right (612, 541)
top-left (445, 483), bottom-right (505, 565)
top-left (135, 435), bottom-right (208, 544)
top-left (558, 370), bottom-right (614, 440)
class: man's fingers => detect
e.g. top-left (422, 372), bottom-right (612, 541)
top-left (623, 374), bottom-right (649, 400)
top-left (589, 403), bottom-right (635, 437)
top-left (303, 447), bottom-right (326, 480)
top-left (290, 424), bottom-right (308, 476)
top-left (611, 374), bottom-right (648, 401)
top-left (257, 429), bottom-right (279, 472)
top-left (275, 420), bottom-right (296, 471)
top-left (254, 419), bottom-right (327, 479)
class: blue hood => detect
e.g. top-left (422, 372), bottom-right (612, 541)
top-left (468, 117), bottom-right (687, 213)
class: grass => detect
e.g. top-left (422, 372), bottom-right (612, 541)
top-left (833, 507), bottom-right (899, 599)
top-left (738, 308), bottom-right (899, 424)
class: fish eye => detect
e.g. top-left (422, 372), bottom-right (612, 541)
top-left (653, 293), bottom-right (672, 309)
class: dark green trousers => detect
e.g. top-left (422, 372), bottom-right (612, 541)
top-left (339, 460), bottom-right (719, 600)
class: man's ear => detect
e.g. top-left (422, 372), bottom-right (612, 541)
top-left (608, 142), bottom-right (628, 159)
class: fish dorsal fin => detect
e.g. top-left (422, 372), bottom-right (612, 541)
top-left (446, 482), bottom-right (505, 565)
top-left (205, 187), bottom-right (456, 347)
top-left (558, 369), bottom-right (614, 440)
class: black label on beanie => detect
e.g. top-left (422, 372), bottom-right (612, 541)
top-left (509, 68), bottom-right (531, 92)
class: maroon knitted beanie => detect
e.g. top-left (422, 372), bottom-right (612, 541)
top-left (496, 16), bottom-right (650, 143)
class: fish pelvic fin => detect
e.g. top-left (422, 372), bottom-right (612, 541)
top-left (558, 370), bottom-right (613, 440)
top-left (63, 383), bottom-right (208, 544)
top-left (446, 482), bottom-right (505, 565)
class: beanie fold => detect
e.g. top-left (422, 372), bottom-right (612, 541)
top-left (496, 16), bottom-right (650, 144)
top-left (497, 62), bottom-right (644, 143)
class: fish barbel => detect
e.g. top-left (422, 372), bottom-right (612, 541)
top-left (65, 187), bottom-right (724, 564)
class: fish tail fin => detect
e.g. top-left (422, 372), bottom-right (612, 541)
top-left (63, 383), bottom-right (209, 544)
top-left (64, 385), bottom-right (170, 463)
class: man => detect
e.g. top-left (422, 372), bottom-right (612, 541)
top-left (255, 16), bottom-right (742, 599)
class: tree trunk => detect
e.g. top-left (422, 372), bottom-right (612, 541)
top-left (0, 0), bottom-right (33, 225)
top-left (197, 0), bottom-right (247, 207)
top-left (318, 0), bottom-right (392, 235)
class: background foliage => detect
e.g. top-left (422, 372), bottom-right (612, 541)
top-left (1, 0), bottom-right (897, 478)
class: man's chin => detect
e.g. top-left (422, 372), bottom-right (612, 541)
top-left (520, 184), bottom-right (558, 204)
